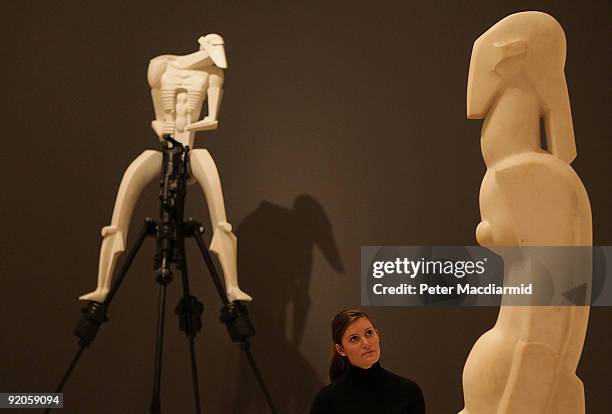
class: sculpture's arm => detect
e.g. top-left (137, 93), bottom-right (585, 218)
top-left (150, 88), bottom-right (177, 138)
top-left (185, 68), bottom-right (224, 132)
top-left (79, 150), bottom-right (162, 302)
top-left (189, 149), bottom-right (251, 302)
top-left (148, 56), bottom-right (177, 138)
top-left (170, 50), bottom-right (211, 70)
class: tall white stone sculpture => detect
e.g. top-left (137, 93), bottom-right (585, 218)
top-left (460, 12), bottom-right (592, 414)
top-left (79, 34), bottom-right (251, 303)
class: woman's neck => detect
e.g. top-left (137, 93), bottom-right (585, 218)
top-left (346, 361), bottom-right (381, 376)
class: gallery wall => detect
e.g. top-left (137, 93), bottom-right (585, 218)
top-left (2, 1), bottom-right (610, 413)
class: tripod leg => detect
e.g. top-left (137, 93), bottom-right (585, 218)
top-left (45, 219), bottom-right (155, 414)
top-left (241, 341), bottom-right (278, 414)
top-left (150, 282), bottom-right (169, 414)
top-left (187, 336), bottom-right (202, 414)
top-left (174, 238), bottom-right (203, 414)
top-left (187, 222), bottom-right (277, 414)
top-left (54, 346), bottom-right (86, 394)
top-left (42, 347), bottom-right (86, 414)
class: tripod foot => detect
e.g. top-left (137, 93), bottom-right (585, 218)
top-left (219, 301), bottom-right (255, 343)
top-left (74, 301), bottom-right (108, 346)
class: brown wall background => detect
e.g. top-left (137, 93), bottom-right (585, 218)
top-left (1, 1), bottom-right (610, 413)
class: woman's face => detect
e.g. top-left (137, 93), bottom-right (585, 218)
top-left (335, 317), bottom-right (381, 369)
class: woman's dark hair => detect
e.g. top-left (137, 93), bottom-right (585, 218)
top-left (328, 309), bottom-right (373, 382)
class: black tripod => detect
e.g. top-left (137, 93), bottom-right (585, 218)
top-left (47, 136), bottom-right (277, 414)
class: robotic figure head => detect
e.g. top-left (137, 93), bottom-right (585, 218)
top-left (467, 11), bottom-right (575, 163)
top-left (199, 33), bottom-right (228, 69)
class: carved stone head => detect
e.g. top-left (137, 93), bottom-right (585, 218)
top-left (467, 12), bottom-right (575, 163)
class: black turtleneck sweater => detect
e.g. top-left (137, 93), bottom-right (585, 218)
top-left (309, 362), bottom-right (425, 414)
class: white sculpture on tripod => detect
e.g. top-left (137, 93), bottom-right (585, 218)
top-left (460, 12), bottom-right (591, 414)
top-left (80, 34), bottom-right (251, 303)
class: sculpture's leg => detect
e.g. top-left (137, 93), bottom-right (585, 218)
top-left (189, 149), bottom-right (252, 302)
top-left (79, 150), bottom-right (162, 302)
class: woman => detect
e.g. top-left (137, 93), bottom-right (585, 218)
top-left (310, 309), bottom-right (425, 413)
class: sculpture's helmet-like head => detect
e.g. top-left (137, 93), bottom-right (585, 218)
top-left (199, 33), bottom-right (228, 69)
top-left (467, 12), bottom-right (576, 163)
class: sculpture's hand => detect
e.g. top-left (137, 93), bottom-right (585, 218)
top-left (151, 120), bottom-right (177, 138)
top-left (185, 117), bottom-right (218, 132)
top-left (162, 121), bottom-right (176, 134)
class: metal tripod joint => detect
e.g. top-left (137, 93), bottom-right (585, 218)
top-left (184, 218), bottom-right (205, 237)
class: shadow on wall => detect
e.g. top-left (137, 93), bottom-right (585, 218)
top-left (228, 195), bottom-right (344, 413)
